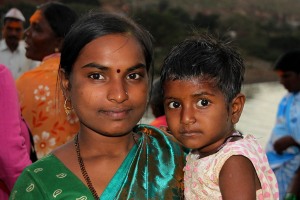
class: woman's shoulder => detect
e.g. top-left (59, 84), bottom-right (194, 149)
top-left (23, 154), bottom-right (61, 172)
top-left (134, 124), bottom-right (189, 154)
top-left (134, 124), bottom-right (176, 142)
top-left (10, 153), bottom-right (91, 200)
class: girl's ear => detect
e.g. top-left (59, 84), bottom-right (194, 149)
top-left (231, 93), bottom-right (246, 124)
top-left (59, 68), bottom-right (70, 98)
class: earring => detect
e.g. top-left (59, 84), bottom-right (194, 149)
top-left (64, 99), bottom-right (72, 115)
top-left (54, 47), bottom-right (59, 53)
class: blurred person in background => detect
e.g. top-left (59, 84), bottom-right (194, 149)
top-left (266, 49), bottom-right (300, 200)
top-left (0, 64), bottom-right (37, 200)
top-left (16, 1), bottom-right (79, 159)
top-left (0, 8), bottom-right (38, 79)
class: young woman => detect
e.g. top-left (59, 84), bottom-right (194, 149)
top-left (10, 12), bottom-right (186, 200)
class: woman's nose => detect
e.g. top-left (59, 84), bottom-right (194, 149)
top-left (107, 80), bottom-right (128, 103)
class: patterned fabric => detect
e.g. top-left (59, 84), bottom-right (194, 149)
top-left (266, 92), bottom-right (300, 200)
top-left (10, 124), bottom-right (186, 200)
top-left (184, 134), bottom-right (279, 200)
top-left (16, 53), bottom-right (79, 159)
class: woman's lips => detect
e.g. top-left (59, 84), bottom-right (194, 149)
top-left (100, 108), bottom-right (132, 120)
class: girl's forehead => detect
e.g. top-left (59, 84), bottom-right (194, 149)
top-left (164, 76), bottom-right (216, 86)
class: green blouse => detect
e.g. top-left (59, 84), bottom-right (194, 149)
top-left (10, 124), bottom-right (186, 200)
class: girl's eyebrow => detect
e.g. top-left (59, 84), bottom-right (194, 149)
top-left (81, 62), bottom-right (146, 72)
top-left (192, 92), bottom-right (215, 97)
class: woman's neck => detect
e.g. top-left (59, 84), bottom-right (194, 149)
top-left (77, 131), bottom-right (137, 157)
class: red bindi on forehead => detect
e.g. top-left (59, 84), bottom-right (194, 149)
top-left (117, 69), bottom-right (121, 73)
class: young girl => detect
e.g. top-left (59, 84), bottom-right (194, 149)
top-left (10, 12), bottom-right (186, 200)
top-left (160, 34), bottom-right (279, 199)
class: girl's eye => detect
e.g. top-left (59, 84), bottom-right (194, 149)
top-left (127, 73), bottom-right (140, 80)
top-left (197, 99), bottom-right (210, 107)
top-left (88, 73), bottom-right (104, 80)
top-left (168, 101), bottom-right (181, 109)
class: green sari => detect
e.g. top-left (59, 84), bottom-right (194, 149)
top-left (10, 124), bottom-right (186, 200)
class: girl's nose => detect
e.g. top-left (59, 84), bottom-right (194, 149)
top-left (181, 106), bottom-right (196, 125)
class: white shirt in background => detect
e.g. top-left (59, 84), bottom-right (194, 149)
top-left (0, 40), bottom-right (39, 79)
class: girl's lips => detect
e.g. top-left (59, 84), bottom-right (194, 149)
top-left (181, 132), bottom-right (199, 137)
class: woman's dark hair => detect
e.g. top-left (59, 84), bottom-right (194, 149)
top-left (150, 78), bottom-right (164, 118)
top-left (160, 33), bottom-right (245, 104)
top-left (60, 11), bottom-right (154, 78)
top-left (38, 1), bottom-right (78, 38)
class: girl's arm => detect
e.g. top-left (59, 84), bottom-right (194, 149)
top-left (219, 155), bottom-right (259, 200)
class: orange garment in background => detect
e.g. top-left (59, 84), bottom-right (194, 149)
top-left (150, 115), bottom-right (167, 128)
top-left (16, 53), bottom-right (79, 159)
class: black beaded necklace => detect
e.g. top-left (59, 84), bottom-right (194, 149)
top-left (74, 134), bottom-right (99, 200)
top-left (74, 133), bottom-right (138, 200)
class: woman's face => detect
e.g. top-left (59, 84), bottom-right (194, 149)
top-left (24, 9), bottom-right (59, 61)
top-left (64, 34), bottom-right (149, 136)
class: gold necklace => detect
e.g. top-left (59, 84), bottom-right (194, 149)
top-left (74, 134), bottom-right (99, 200)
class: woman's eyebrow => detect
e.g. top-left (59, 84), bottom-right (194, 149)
top-left (81, 62), bottom-right (108, 71)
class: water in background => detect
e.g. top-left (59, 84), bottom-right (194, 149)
top-left (237, 81), bottom-right (286, 148)
top-left (142, 81), bottom-right (286, 149)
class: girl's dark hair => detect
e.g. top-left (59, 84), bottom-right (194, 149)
top-left (160, 33), bottom-right (245, 104)
top-left (38, 1), bottom-right (78, 38)
top-left (60, 11), bottom-right (154, 77)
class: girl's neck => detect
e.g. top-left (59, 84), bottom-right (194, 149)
top-left (194, 131), bottom-right (243, 159)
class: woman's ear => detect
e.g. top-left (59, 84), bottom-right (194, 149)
top-left (55, 37), bottom-right (64, 52)
top-left (231, 93), bottom-right (246, 124)
top-left (59, 68), bottom-right (70, 98)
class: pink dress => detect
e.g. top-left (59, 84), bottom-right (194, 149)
top-left (184, 134), bottom-right (279, 200)
top-left (0, 64), bottom-right (32, 199)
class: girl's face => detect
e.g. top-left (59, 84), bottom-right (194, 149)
top-left (163, 78), bottom-right (243, 154)
top-left (64, 34), bottom-right (149, 137)
top-left (24, 9), bottom-right (60, 61)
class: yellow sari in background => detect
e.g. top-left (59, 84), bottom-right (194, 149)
top-left (16, 53), bottom-right (79, 159)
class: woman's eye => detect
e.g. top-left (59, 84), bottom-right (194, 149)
top-left (168, 101), bottom-right (181, 109)
top-left (127, 73), bottom-right (140, 80)
top-left (88, 73), bottom-right (103, 80)
top-left (197, 99), bottom-right (210, 107)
